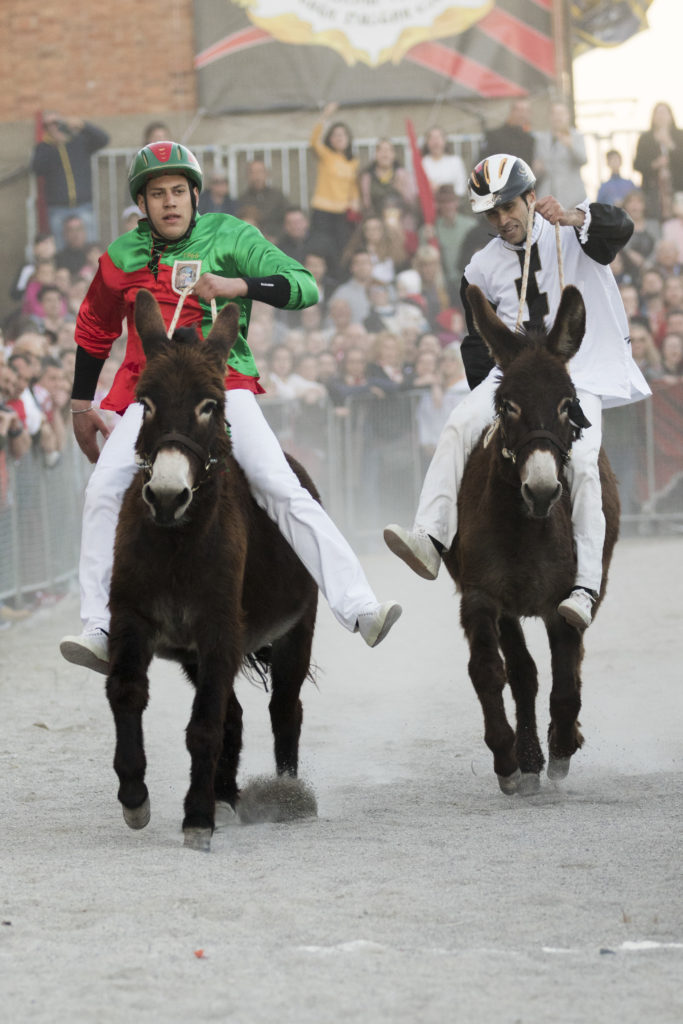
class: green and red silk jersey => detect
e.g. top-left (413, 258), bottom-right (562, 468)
top-left (75, 213), bottom-right (319, 414)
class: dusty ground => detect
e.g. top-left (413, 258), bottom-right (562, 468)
top-left (1, 536), bottom-right (682, 1023)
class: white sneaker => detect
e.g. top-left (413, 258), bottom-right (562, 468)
top-left (558, 589), bottom-right (596, 630)
top-left (356, 602), bottom-right (403, 648)
top-left (60, 628), bottom-right (110, 674)
top-left (383, 524), bottom-right (441, 580)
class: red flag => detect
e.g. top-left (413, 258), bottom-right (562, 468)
top-left (405, 118), bottom-right (435, 226)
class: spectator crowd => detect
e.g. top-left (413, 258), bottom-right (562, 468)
top-left (2, 100), bottom-right (683, 623)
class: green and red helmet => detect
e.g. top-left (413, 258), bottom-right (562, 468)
top-left (127, 141), bottom-right (203, 202)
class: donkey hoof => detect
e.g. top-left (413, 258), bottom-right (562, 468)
top-left (497, 768), bottom-right (522, 795)
top-left (547, 756), bottom-right (571, 780)
top-left (122, 795), bottom-right (151, 830)
top-left (518, 772), bottom-right (541, 796)
top-left (214, 800), bottom-right (238, 829)
top-left (183, 827), bottom-right (212, 852)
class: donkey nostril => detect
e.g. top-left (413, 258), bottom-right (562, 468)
top-left (142, 482), bottom-right (156, 510)
top-left (175, 488), bottom-right (191, 515)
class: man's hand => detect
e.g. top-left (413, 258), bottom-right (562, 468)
top-left (535, 195), bottom-right (585, 229)
top-left (71, 403), bottom-right (111, 464)
top-left (193, 274), bottom-right (248, 303)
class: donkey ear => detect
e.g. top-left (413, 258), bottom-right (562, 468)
top-left (134, 289), bottom-right (168, 359)
top-left (205, 302), bottom-right (240, 365)
top-left (546, 285), bottom-right (586, 364)
top-left (466, 284), bottom-right (525, 371)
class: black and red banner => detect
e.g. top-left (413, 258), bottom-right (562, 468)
top-left (193, 1), bottom-right (559, 114)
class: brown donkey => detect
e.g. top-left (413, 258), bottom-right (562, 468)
top-left (443, 284), bottom-right (620, 795)
top-left (106, 290), bottom-right (319, 850)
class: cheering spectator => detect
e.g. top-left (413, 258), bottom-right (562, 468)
top-left (309, 102), bottom-right (360, 274)
top-left (31, 113), bottom-right (109, 245)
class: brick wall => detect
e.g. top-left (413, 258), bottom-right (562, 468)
top-left (0, 0), bottom-right (197, 122)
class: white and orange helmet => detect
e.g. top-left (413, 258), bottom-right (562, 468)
top-left (468, 154), bottom-right (536, 214)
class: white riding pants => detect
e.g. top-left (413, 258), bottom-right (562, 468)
top-left (414, 376), bottom-right (605, 593)
top-left (79, 390), bottom-right (378, 633)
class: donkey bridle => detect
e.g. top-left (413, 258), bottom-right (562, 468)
top-left (485, 416), bottom-right (572, 467)
top-left (501, 426), bottom-right (571, 466)
top-left (137, 429), bottom-right (219, 486)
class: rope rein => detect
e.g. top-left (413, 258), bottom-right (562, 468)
top-left (167, 287), bottom-right (218, 339)
top-left (514, 203), bottom-right (565, 332)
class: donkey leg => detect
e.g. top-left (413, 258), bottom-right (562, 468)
top-left (268, 615), bottom-right (315, 777)
top-left (498, 616), bottom-right (544, 794)
top-left (461, 593), bottom-right (518, 792)
top-left (183, 661), bottom-right (243, 812)
top-left (182, 653), bottom-right (237, 851)
top-left (546, 615), bottom-right (585, 779)
top-left (106, 622), bottom-right (153, 829)
top-left (215, 689), bottom-right (244, 809)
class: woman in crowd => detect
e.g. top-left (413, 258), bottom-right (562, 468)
top-left (309, 102), bottom-right (359, 273)
top-left (341, 214), bottom-right (406, 285)
top-left (359, 138), bottom-right (415, 216)
top-left (634, 101), bottom-right (683, 220)
top-left (628, 316), bottom-right (663, 382)
top-left (620, 189), bottom-right (660, 284)
top-left (420, 126), bottom-right (467, 196)
top-left (659, 332), bottom-right (683, 383)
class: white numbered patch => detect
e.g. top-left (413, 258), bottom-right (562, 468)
top-left (171, 259), bottom-right (202, 293)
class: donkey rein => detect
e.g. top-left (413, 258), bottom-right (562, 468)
top-left (167, 286), bottom-right (218, 339)
top-left (514, 202), bottom-right (565, 332)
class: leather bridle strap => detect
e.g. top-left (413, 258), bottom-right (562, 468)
top-left (501, 428), bottom-right (570, 465)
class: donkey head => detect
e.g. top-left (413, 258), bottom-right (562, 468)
top-left (133, 289), bottom-right (240, 526)
top-left (466, 283), bottom-right (587, 519)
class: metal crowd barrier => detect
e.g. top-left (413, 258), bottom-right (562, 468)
top-left (0, 441), bottom-right (90, 607)
top-left (1, 389), bottom-right (681, 607)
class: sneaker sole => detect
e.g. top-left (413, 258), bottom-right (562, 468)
top-left (383, 528), bottom-right (438, 580)
top-left (367, 604), bottom-right (403, 648)
top-left (557, 604), bottom-right (590, 630)
top-left (59, 639), bottom-right (109, 675)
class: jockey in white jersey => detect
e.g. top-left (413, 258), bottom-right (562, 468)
top-left (385, 153), bottom-right (650, 629)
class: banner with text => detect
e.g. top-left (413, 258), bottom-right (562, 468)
top-left (194, 0), bottom-right (557, 113)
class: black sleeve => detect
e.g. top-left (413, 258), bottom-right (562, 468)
top-left (241, 274), bottom-right (291, 308)
top-left (459, 275), bottom-right (495, 390)
top-left (71, 346), bottom-right (106, 401)
top-left (578, 204), bottom-right (634, 266)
